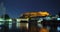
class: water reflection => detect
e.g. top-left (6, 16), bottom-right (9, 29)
top-left (0, 20), bottom-right (60, 32)
top-left (57, 27), bottom-right (60, 32)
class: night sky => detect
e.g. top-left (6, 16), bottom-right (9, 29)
top-left (0, 0), bottom-right (60, 18)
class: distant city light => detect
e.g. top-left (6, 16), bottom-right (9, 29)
top-left (57, 18), bottom-right (60, 20)
top-left (0, 18), bottom-right (4, 21)
top-left (6, 19), bottom-right (12, 21)
top-left (44, 17), bottom-right (51, 20)
top-left (0, 18), bottom-right (4, 25)
top-left (8, 19), bottom-right (12, 21)
top-left (37, 18), bottom-right (43, 22)
top-left (16, 18), bottom-right (29, 22)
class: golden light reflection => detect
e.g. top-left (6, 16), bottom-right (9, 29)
top-left (39, 28), bottom-right (49, 32)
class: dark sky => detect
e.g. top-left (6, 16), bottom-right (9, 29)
top-left (0, 0), bottom-right (60, 18)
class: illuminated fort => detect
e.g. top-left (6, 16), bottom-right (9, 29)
top-left (21, 11), bottom-right (50, 18)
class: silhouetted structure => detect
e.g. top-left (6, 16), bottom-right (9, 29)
top-left (2, 14), bottom-right (10, 32)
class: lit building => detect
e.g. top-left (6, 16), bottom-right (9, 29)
top-left (20, 11), bottom-right (50, 18)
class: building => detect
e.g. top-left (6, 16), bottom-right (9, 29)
top-left (20, 11), bottom-right (50, 18)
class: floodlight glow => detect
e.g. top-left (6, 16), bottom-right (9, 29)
top-left (9, 19), bottom-right (12, 21)
top-left (38, 18), bottom-right (43, 22)
top-left (17, 18), bottom-right (29, 22)
top-left (44, 17), bottom-right (51, 20)
top-left (17, 19), bottom-right (21, 21)
top-left (0, 18), bottom-right (4, 21)
top-left (6, 19), bottom-right (12, 21)
top-left (57, 18), bottom-right (60, 20)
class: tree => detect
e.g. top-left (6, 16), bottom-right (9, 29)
top-left (58, 12), bottom-right (60, 17)
top-left (4, 14), bottom-right (10, 19)
top-left (1, 14), bottom-right (10, 19)
top-left (1, 14), bottom-right (10, 32)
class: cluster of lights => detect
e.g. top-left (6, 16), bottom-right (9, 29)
top-left (0, 16), bottom-right (60, 30)
top-left (0, 18), bottom-right (12, 21)
top-left (0, 17), bottom-right (60, 22)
